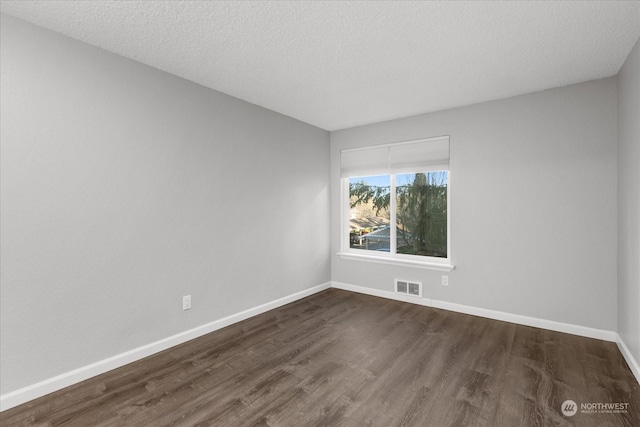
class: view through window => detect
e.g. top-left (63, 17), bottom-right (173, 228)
top-left (349, 175), bottom-right (391, 252)
top-left (349, 171), bottom-right (448, 258)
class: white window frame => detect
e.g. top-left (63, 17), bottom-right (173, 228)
top-left (338, 138), bottom-right (454, 272)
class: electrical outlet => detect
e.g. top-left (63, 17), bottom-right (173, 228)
top-left (183, 295), bottom-right (191, 310)
top-left (442, 275), bottom-right (449, 286)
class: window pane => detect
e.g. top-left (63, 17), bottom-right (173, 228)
top-left (396, 171), bottom-right (448, 258)
top-left (349, 175), bottom-right (391, 252)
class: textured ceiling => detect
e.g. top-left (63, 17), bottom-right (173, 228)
top-left (1, 1), bottom-right (639, 131)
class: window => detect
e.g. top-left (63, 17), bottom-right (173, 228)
top-left (340, 137), bottom-right (452, 270)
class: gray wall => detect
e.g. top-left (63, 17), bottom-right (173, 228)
top-left (0, 14), bottom-right (330, 395)
top-left (617, 37), bottom-right (640, 366)
top-left (331, 78), bottom-right (618, 331)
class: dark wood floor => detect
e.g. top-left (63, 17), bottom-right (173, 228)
top-left (2, 289), bottom-right (639, 426)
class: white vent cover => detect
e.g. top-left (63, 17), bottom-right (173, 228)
top-left (395, 279), bottom-right (422, 298)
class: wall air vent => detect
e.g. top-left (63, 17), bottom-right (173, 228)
top-left (395, 279), bottom-right (422, 298)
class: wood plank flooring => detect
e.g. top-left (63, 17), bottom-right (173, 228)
top-left (2, 289), bottom-right (638, 426)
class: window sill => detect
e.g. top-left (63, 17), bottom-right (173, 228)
top-left (337, 252), bottom-right (455, 272)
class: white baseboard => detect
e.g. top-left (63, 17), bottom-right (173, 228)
top-left (331, 281), bottom-right (433, 307)
top-left (616, 334), bottom-right (640, 384)
top-left (3, 280), bottom-right (634, 412)
top-left (0, 282), bottom-right (331, 412)
top-left (430, 299), bottom-right (618, 342)
top-left (331, 281), bottom-right (618, 343)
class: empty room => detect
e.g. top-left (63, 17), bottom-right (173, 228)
top-left (1, 1), bottom-right (639, 426)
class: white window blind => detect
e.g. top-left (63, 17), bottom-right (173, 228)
top-left (340, 136), bottom-right (450, 178)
